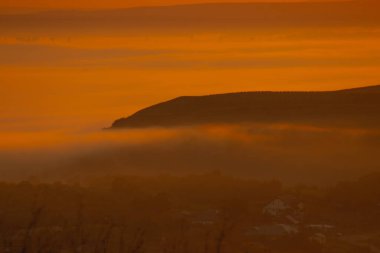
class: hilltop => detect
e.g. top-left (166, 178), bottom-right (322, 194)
top-left (111, 85), bottom-right (380, 128)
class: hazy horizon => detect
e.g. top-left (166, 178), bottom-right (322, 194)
top-left (0, 0), bottom-right (379, 180)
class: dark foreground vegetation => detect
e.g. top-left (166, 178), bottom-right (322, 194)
top-left (1, 172), bottom-right (380, 253)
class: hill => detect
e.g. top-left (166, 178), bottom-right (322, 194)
top-left (111, 85), bottom-right (380, 128)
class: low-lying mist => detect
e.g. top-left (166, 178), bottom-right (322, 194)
top-left (1, 123), bottom-right (380, 185)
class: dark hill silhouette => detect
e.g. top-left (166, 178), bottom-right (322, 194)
top-left (111, 85), bottom-right (380, 128)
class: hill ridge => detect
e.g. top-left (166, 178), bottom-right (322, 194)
top-left (111, 85), bottom-right (380, 129)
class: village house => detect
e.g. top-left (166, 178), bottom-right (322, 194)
top-left (262, 194), bottom-right (304, 225)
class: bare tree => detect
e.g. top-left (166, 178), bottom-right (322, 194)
top-left (118, 225), bottom-right (128, 253)
top-left (203, 230), bottom-right (211, 253)
top-left (68, 195), bottom-right (88, 253)
top-left (94, 220), bottom-right (114, 253)
top-left (20, 206), bottom-right (44, 253)
top-left (127, 227), bottom-right (146, 253)
top-left (215, 212), bottom-right (235, 253)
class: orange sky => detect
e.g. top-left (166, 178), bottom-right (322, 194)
top-left (0, 0), bottom-right (379, 133)
top-left (0, 0), bottom-right (349, 10)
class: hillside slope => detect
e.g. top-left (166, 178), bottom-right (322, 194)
top-left (111, 85), bottom-right (380, 128)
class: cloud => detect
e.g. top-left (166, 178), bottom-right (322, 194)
top-left (1, 124), bottom-right (380, 185)
top-left (1, 40), bottom-right (379, 69)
